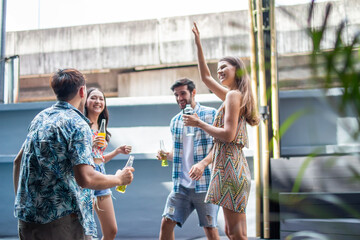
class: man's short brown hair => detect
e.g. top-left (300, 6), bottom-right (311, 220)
top-left (50, 68), bottom-right (86, 101)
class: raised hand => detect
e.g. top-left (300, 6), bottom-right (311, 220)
top-left (192, 22), bottom-right (201, 46)
top-left (116, 145), bottom-right (132, 154)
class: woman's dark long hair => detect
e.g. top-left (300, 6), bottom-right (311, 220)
top-left (84, 87), bottom-right (111, 142)
top-left (220, 56), bottom-right (260, 126)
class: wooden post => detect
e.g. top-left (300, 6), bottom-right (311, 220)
top-left (270, 0), bottom-right (280, 159)
top-left (255, 0), bottom-right (270, 238)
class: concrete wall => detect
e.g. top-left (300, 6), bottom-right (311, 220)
top-left (117, 65), bottom-right (218, 97)
top-left (5, 0), bottom-right (360, 102)
top-left (279, 88), bottom-right (360, 156)
top-left (6, 1), bottom-right (360, 76)
top-left (4, 1), bottom-right (360, 102)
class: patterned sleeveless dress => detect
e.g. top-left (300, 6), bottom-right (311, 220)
top-left (205, 104), bottom-right (251, 213)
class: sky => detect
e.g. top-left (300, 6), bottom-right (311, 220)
top-left (5, 0), bottom-right (333, 32)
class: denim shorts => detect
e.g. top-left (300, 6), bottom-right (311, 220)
top-left (94, 163), bottom-right (112, 197)
top-left (162, 185), bottom-right (219, 228)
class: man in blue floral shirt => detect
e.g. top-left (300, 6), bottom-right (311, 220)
top-left (157, 78), bottom-right (220, 240)
top-left (13, 69), bottom-right (134, 239)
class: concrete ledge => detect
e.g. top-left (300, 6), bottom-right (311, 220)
top-left (0, 101), bottom-right (55, 111)
top-left (279, 87), bottom-right (344, 99)
top-left (281, 218), bottom-right (360, 240)
top-left (279, 192), bottom-right (360, 240)
top-left (106, 93), bottom-right (221, 106)
top-left (281, 144), bottom-right (360, 156)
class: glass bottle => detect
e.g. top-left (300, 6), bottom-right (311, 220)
top-left (183, 104), bottom-right (194, 136)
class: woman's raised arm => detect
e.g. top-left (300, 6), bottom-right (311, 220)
top-left (192, 22), bottom-right (228, 101)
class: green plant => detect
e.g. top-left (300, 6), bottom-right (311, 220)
top-left (284, 1), bottom-right (360, 239)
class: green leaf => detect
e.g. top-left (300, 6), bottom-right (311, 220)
top-left (279, 108), bottom-right (311, 139)
top-left (292, 148), bottom-right (321, 193)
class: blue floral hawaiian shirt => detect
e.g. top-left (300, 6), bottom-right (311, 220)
top-left (14, 101), bottom-right (97, 236)
top-left (170, 102), bottom-right (217, 193)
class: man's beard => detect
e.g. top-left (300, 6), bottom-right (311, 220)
top-left (178, 94), bottom-right (193, 109)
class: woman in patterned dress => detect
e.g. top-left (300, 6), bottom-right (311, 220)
top-left (85, 87), bottom-right (132, 240)
top-left (183, 22), bottom-right (259, 240)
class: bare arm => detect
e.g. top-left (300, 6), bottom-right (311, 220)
top-left (73, 164), bottom-right (134, 189)
top-left (183, 91), bottom-right (241, 142)
top-left (192, 22), bottom-right (228, 101)
top-left (103, 145), bottom-right (132, 163)
top-left (13, 148), bottom-right (24, 195)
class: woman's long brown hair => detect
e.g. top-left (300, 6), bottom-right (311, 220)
top-left (220, 56), bottom-right (260, 126)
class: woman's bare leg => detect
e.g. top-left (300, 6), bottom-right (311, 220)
top-left (95, 195), bottom-right (117, 240)
top-left (223, 207), bottom-right (247, 240)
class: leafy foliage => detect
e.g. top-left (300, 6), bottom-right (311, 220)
top-left (308, 0), bottom-right (360, 131)
top-left (285, 1), bottom-right (359, 239)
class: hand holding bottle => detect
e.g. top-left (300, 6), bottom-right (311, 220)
top-left (95, 119), bottom-right (107, 148)
top-left (116, 155), bottom-right (135, 193)
top-left (115, 167), bottom-right (134, 185)
top-left (183, 104), bottom-right (195, 136)
top-left (158, 140), bottom-right (168, 167)
top-left (183, 113), bottom-right (200, 127)
top-left (93, 135), bottom-right (107, 148)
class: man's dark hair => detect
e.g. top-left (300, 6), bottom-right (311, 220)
top-left (170, 78), bottom-right (196, 92)
top-left (50, 68), bottom-right (86, 101)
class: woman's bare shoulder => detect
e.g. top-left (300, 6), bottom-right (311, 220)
top-left (225, 90), bottom-right (242, 101)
